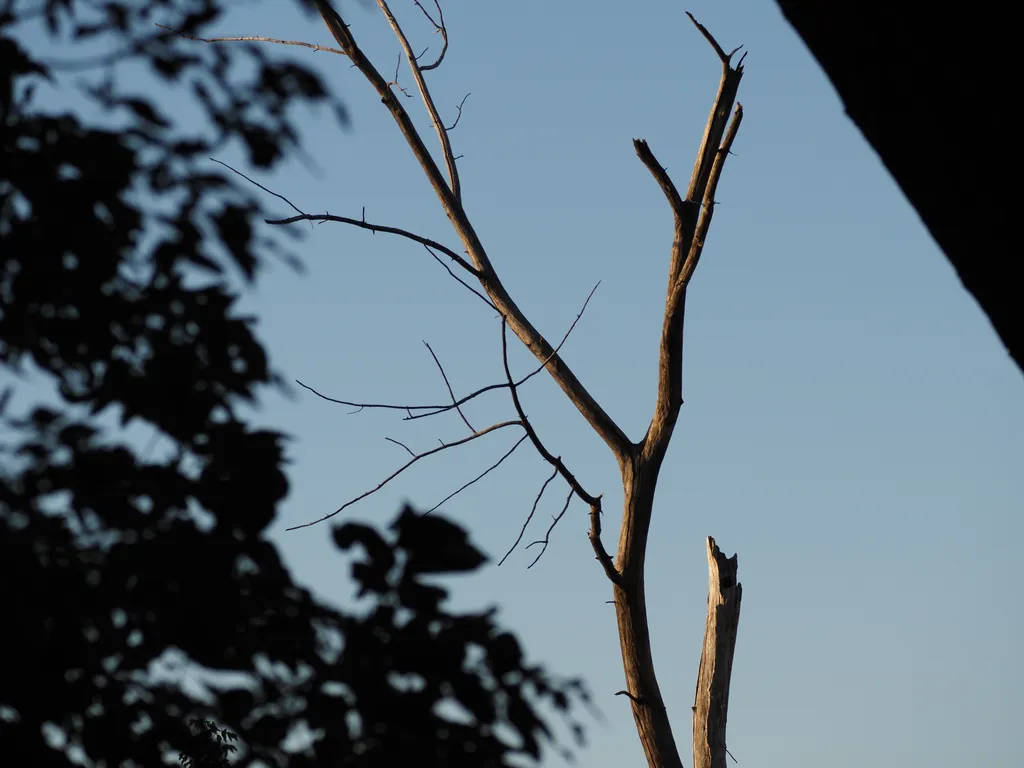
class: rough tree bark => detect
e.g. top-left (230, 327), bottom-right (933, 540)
top-left (175, 4), bottom-right (747, 766)
top-left (693, 538), bottom-right (742, 768)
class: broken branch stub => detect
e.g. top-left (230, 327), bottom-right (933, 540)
top-left (692, 537), bottom-right (742, 768)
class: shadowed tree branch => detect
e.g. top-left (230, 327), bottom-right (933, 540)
top-left (286, 420), bottom-right (523, 530)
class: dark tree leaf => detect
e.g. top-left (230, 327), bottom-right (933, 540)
top-left (393, 504), bottom-right (489, 575)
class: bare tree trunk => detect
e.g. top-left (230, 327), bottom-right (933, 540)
top-left (692, 538), bottom-right (742, 768)
top-left (614, 466), bottom-right (685, 768)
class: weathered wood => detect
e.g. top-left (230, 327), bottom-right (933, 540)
top-left (692, 537), bottom-right (742, 768)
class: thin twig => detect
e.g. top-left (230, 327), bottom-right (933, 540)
top-left (423, 341), bottom-right (475, 433)
top-left (526, 487), bottom-right (574, 568)
top-left (286, 420), bottom-right (523, 530)
top-left (211, 158), bottom-right (307, 218)
top-left (155, 24), bottom-right (347, 56)
top-left (684, 13), bottom-right (732, 65)
top-left (296, 379), bottom-right (447, 412)
top-left (500, 316), bottom-right (619, 580)
top-left (408, 281), bottom-right (601, 420)
top-left (385, 436), bottom-right (415, 457)
top-left (412, 0), bottom-right (448, 70)
top-left (499, 467), bottom-right (559, 566)
top-left (376, 0), bottom-right (461, 199)
top-left (445, 93), bottom-right (471, 131)
top-left (425, 433), bottom-right (529, 514)
top-left (388, 52), bottom-right (412, 97)
top-left (266, 212), bottom-right (479, 276)
top-left (500, 319), bottom-right (599, 507)
top-left (295, 282), bottom-right (600, 422)
top-left (423, 245), bottom-right (496, 310)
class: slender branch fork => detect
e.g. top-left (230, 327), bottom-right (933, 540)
top-left (174, 6), bottom-right (744, 765)
top-left (173, 0), bottom-right (740, 567)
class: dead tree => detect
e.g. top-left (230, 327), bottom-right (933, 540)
top-left (174, 3), bottom-right (746, 766)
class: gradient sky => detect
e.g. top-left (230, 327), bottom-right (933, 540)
top-left (20, 1), bottom-right (1024, 766)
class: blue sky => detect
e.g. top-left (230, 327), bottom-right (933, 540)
top-left (19, 1), bottom-right (1024, 766)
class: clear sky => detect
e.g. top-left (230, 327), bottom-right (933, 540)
top-left (23, 1), bottom-right (1024, 766)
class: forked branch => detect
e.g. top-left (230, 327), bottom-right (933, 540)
top-left (285, 420), bottom-right (523, 530)
top-left (500, 319), bottom-right (620, 583)
top-left (294, 283), bottom-right (601, 425)
top-left (375, 0), bottom-right (462, 200)
top-left (638, 41), bottom-right (744, 465)
top-left (311, 0), bottom-right (634, 465)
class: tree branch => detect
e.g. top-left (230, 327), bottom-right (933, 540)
top-left (295, 282), bottom-right (600, 425)
top-left (422, 244), bottom-right (496, 310)
top-left (500, 320), bottom-right (598, 508)
top-left (445, 93), bottom-right (471, 131)
top-left (675, 105), bottom-right (744, 291)
top-left (425, 433), bottom-right (529, 514)
top-left (285, 420), bottom-right (522, 530)
top-left (412, 0), bottom-right (448, 71)
top-left (154, 24), bottom-right (347, 56)
top-left (499, 467), bottom-right (559, 566)
top-left (639, 28), bottom-right (744, 465)
top-left (376, 0), bottom-right (462, 201)
top-left (312, 0), bottom-right (634, 467)
top-left (683, 13), bottom-right (746, 216)
top-left (265, 212), bottom-right (478, 276)
top-left (525, 487), bottom-right (575, 569)
top-left (423, 341), bottom-right (475, 433)
top-left (501, 319), bottom-right (621, 583)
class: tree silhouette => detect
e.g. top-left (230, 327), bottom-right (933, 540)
top-left (1, 2), bottom-right (588, 765)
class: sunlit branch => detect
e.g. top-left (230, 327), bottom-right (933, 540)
top-left (376, 0), bottom-right (461, 199)
top-left (412, 0), bottom-right (448, 71)
top-left (155, 24), bottom-right (347, 56)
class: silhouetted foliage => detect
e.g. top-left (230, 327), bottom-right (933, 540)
top-left (179, 719), bottom-right (238, 768)
top-left (1, 2), bottom-right (588, 766)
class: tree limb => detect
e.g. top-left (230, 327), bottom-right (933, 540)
top-left (639, 43), bottom-right (744, 465)
top-left (266, 211), bottom-right (478, 276)
top-left (312, 0), bottom-right (634, 467)
top-left (412, 0), bottom-right (448, 71)
top-left (375, 0), bottom-right (462, 200)
top-left (295, 282), bottom-right (600, 424)
top-left (500, 319), bottom-right (620, 583)
top-left (154, 24), bottom-right (347, 56)
top-left (423, 341), bottom-right (475, 433)
top-left (499, 467), bottom-right (559, 566)
top-left (424, 432), bottom-right (529, 514)
top-left (525, 487), bottom-right (575, 568)
top-left (285, 420), bottom-right (523, 530)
